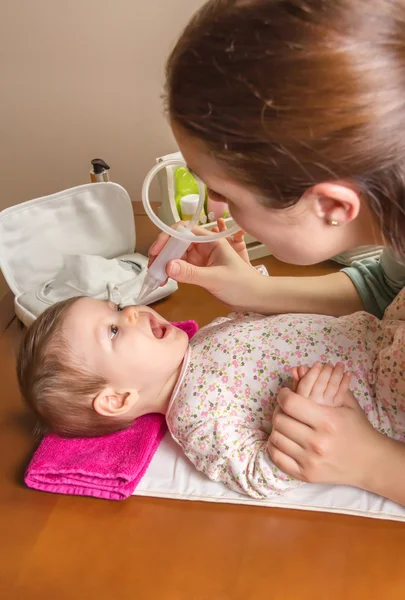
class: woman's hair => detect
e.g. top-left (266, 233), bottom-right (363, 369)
top-left (166, 0), bottom-right (405, 257)
top-left (17, 298), bottom-right (132, 438)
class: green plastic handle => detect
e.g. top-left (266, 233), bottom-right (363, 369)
top-left (174, 167), bottom-right (206, 218)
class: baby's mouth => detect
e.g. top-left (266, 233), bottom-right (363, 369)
top-left (150, 317), bottom-right (168, 339)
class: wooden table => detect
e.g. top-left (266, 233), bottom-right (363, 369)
top-left (2, 256), bottom-right (405, 599)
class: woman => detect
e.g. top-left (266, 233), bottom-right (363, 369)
top-left (149, 0), bottom-right (405, 504)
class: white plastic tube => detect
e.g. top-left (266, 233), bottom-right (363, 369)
top-left (141, 159), bottom-right (239, 242)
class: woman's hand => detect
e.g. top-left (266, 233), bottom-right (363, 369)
top-left (212, 218), bottom-right (250, 265)
top-left (268, 363), bottom-right (382, 488)
top-left (148, 222), bottom-right (263, 311)
top-left (290, 362), bottom-right (351, 406)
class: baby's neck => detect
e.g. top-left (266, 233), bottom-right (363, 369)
top-left (140, 350), bottom-right (188, 416)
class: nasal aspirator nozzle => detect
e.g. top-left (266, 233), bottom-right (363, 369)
top-left (137, 229), bottom-right (194, 303)
top-left (137, 276), bottom-right (161, 305)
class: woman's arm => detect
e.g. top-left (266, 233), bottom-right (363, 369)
top-left (150, 230), bottom-right (366, 316)
top-left (342, 248), bottom-right (405, 318)
top-left (149, 228), bottom-right (404, 317)
top-left (365, 436), bottom-right (405, 506)
top-left (248, 271), bottom-right (365, 317)
top-left (225, 247), bottom-right (405, 317)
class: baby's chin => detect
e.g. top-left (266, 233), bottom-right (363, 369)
top-left (174, 326), bottom-right (191, 351)
top-left (172, 325), bottom-right (190, 344)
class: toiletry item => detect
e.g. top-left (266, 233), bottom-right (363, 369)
top-left (206, 196), bottom-right (229, 221)
top-left (174, 167), bottom-right (199, 217)
top-left (180, 194), bottom-right (206, 223)
top-left (90, 158), bottom-right (110, 183)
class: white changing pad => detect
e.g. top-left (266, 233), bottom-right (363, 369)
top-left (134, 433), bottom-right (405, 522)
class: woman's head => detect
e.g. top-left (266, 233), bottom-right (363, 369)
top-left (17, 298), bottom-right (188, 437)
top-left (166, 0), bottom-right (405, 263)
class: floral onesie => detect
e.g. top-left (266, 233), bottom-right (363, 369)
top-left (166, 289), bottom-right (405, 499)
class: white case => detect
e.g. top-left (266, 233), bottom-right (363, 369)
top-left (0, 182), bottom-right (177, 326)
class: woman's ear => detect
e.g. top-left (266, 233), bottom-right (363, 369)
top-left (306, 182), bottom-right (361, 225)
top-left (93, 388), bottom-right (139, 418)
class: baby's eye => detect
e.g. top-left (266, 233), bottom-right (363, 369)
top-left (110, 325), bottom-right (119, 340)
top-left (116, 304), bottom-right (123, 312)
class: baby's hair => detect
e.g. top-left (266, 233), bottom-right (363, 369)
top-left (166, 0), bottom-right (405, 257)
top-left (17, 297), bottom-right (132, 438)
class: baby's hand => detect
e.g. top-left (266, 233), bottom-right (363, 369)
top-left (212, 218), bottom-right (250, 265)
top-left (290, 362), bottom-right (352, 407)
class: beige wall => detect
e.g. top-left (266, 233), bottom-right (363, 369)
top-left (0, 0), bottom-right (203, 300)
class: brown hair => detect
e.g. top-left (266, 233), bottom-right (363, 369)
top-left (17, 298), bottom-right (132, 438)
top-left (166, 0), bottom-right (405, 257)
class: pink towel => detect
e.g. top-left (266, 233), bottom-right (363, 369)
top-left (24, 320), bottom-right (199, 501)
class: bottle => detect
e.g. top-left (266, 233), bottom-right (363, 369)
top-left (206, 196), bottom-right (229, 221)
top-left (180, 194), bottom-right (206, 223)
top-left (174, 167), bottom-right (200, 217)
top-left (90, 158), bottom-right (110, 183)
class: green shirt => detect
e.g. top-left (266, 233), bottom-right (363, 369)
top-left (342, 248), bottom-right (405, 318)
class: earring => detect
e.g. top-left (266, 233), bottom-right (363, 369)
top-left (329, 220), bottom-right (340, 227)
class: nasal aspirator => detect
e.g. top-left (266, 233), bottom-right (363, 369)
top-left (137, 158), bottom-right (240, 304)
top-left (137, 227), bottom-right (194, 304)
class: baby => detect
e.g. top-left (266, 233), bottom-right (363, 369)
top-left (17, 292), bottom-right (405, 499)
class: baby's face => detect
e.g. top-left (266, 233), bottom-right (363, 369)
top-left (62, 298), bottom-right (189, 397)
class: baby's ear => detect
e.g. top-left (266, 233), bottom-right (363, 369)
top-left (93, 387), bottom-right (139, 417)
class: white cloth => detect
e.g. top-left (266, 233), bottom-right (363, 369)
top-left (50, 255), bottom-right (137, 297)
top-left (19, 253), bottom-right (146, 311)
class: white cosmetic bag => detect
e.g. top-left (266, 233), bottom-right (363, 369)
top-left (0, 182), bottom-right (177, 326)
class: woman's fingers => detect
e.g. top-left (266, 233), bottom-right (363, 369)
top-left (216, 218), bottom-right (245, 244)
top-left (293, 362), bottom-right (352, 406)
top-left (277, 388), bottom-right (326, 429)
top-left (290, 367), bottom-right (299, 392)
top-left (298, 365), bottom-right (310, 379)
top-left (148, 221), bottom-right (216, 268)
top-left (296, 362), bottom-right (349, 405)
top-left (321, 363), bottom-right (346, 406)
top-left (233, 230), bottom-right (246, 243)
top-left (272, 406), bottom-right (313, 448)
top-left (339, 371), bottom-right (352, 395)
top-left (295, 362), bottom-right (322, 397)
top-left (269, 429), bottom-right (304, 460)
top-left (309, 363), bottom-right (335, 400)
top-left (216, 218), bottom-right (227, 233)
top-left (267, 442), bottom-right (303, 480)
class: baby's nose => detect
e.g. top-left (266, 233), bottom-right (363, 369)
top-left (121, 306), bottom-right (139, 325)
